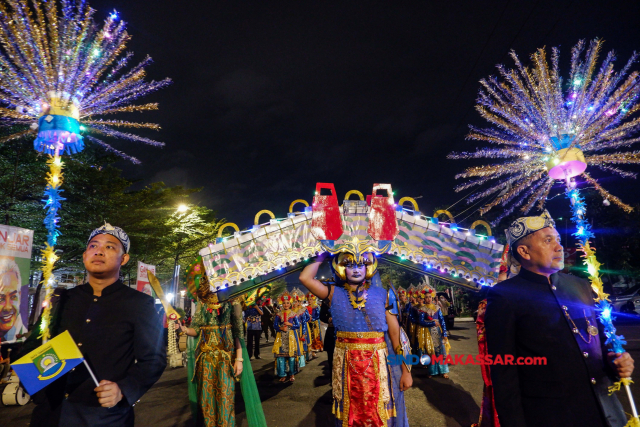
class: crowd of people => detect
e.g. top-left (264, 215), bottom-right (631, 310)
top-left (4, 209), bottom-right (638, 427)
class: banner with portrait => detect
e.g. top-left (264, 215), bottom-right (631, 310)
top-left (136, 261), bottom-right (156, 297)
top-left (0, 224), bottom-right (34, 344)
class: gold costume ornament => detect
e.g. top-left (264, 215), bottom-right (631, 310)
top-left (331, 251), bottom-right (378, 282)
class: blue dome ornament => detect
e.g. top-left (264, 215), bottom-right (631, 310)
top-left (33, 92), bottom-right (84, 156)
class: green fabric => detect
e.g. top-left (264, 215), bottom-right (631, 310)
top-left (238, 337), bottom-right (267, 427)
top-left (187, 336), bottom-right (198, 419)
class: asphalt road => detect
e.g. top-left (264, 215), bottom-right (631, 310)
top-left (4, 317), bottom-right (640, 426)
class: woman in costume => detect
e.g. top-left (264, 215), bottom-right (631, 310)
top-left (272, 291), bottom-right (304, 382)
top-left (181, 257), bottom-right (266, 427)
top-left (306, 292), bottom-right (324, 360)
top-left (291, 288), bottom-right (309, 368)
top-left (413, 286), bottom-right (450, 378)
top-left (406, 286), bottom-right (419, 349)
top-left (300, 250), bottom-right (411, 427)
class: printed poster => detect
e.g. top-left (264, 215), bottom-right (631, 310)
top-left (136, 261), bottom-right (156, 297)
top-left (0, 224), bottom-right (34, 344)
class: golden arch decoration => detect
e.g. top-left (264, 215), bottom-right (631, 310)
top-left (344, 190), bottom-right (364, 201)
top-left (433, 209), bottom-right (455, 223)
top-left (217, 223), bottom-right (240, 238)
top-left (289, 199), bottom-right (309, 213)
top-left (254, 210), bottom-right (276, 225)
top-left (471, 220), bottom-right (492, 236)
top-left (398, 197), bottom-right (419, 212)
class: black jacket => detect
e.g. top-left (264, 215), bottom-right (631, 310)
top-left (485, 268), bottom-right (626, 427)
top-left (19, 280), bottom-right (166, 427)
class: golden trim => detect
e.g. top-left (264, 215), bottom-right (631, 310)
top-left (471, 220), bottom-right (493, 236)
top-left (254, 209), bottom-right (275, 225)
top-left (398, 197), bottom-right (419, 212)
top-left (289, 199), bottom-right (309, 213)
top-left (217, 223), bottom-right (239, 238)
top-left (336, 331), bottom-right (384, 339)
top-left (344, 190), bottom-right (364, 201)
top-left (433, 209), bottom-right (455, 223)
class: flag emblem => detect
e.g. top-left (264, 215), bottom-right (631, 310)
top-left (11, 330), bottom-right (85, 395)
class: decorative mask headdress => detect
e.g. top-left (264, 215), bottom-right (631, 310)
top-left (184, 256), bottom-right (219, 305)
top-left (331, 250), bottom-right (378, 282)
top-left (278, 291), bottom-right (293, 305)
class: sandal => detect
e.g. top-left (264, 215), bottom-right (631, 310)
top-left (278, 377), bottom-right (287, 382)
top-left (443, 374), bottom-right (449, 379)
top-left (289, 375), bottom-right (295, 382)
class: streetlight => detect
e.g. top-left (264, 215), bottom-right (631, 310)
top-left (172, 204), bottom-right (188, 304)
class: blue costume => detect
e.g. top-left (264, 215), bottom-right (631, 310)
top-left (331, 285), bottom-right (409, 427)
top-left (412, 303), bottom-right (449, 376)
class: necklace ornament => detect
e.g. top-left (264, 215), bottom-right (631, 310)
top-left (347, 284), bottom-right (369, 310)
top-left (563, 307), bottom-right (597, 344)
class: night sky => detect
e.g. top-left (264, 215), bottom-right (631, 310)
top-left (87, 0), bottom-right (640, 229)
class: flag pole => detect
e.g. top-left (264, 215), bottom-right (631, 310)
top-left (83, 360), bottom-right (99, 387)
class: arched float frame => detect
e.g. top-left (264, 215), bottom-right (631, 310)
top-left (344, 190), bottom-right (365, 201)
top-left (289, 199), bottom-right (309, 213)
top-left (254, 210), bottom-right (275, 225)
top-left (433, 209), bottom-right (455, 223)
top-left (217, 223), bottom-right (240, 238)
top-left (470, 220), bottom-right (492, 236)
top-left (398, 197), bottom-right (419, 212)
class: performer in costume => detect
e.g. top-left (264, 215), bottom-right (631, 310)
top-left (485, 210), bottom-right (633, 426)
top-left (300, 251), bottom-right (412, 427)
top-left (272, 291), bottom-right (303, 382)
top-left (472, 299), bottom-right (500, 427)
top-left (291, 288), bottom-right (309, 369)
top-left (181, 258), bottom-right (266, 427)
top-left (412, 286), bottom-right (450, 377)
top-left (307, 293), bottom-right (324, 360)
top-left (406, 285), bottom-right (418, 348)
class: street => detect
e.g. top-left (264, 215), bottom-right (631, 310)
top-left (4, 318), bottom-right (640, 426)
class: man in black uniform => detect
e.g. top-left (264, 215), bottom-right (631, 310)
top-left (485, 211), bottom-right (634, 427)
top-left (19, 224), bottom-right (166, 427)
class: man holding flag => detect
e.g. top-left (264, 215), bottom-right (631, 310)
top-left (15, 224), bottom-right (166, 427)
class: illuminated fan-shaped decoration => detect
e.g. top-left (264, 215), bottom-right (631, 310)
top-left (449, 39), bottom-right (640, 224)
top-left (0, 1), bottom-right (170, 341)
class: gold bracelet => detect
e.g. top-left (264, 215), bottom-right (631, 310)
top-left (236, 358), bottom-right (244, 362)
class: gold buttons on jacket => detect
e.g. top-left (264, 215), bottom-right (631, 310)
top-left (86, 319), bottom-right (91, 323)
top-left (78, 343), bottom-right (82, 347)
top-left (591, 378), bottom-right (596, 385)
top-left (573, 328), bottom-right (578, 334)
top-left (562, 305), bottom-right (568, 310)
top-left (551, 285), bottom-right (557, 290)
top-left (583, 352), bottom-right (589, 358)
top-left (94, 298), bottom-right (98, 302)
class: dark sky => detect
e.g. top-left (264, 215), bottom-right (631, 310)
top-left (87, 0), bottom-right (640, 228)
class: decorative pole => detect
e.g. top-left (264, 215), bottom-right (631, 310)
top-left (450, 39), bottom-right (640, 425)
top-left (0, 1), bottom-right (170, 341)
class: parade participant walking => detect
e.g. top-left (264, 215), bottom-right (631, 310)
top-left (485, 211), bottom-right (634, 427)
top-left (261, 299), bottom-right (275, 343)
top-left (291, 288), bottom-right (309, 368)
top-left (181, 257), bottom-right (266, 427)
top-left (272, 291), bottom-right (303, 383)
top-left (472, 299), bottom-right (500, 427)
top-left (319, 300), bottom-right (335, 373)
top-left (244, 300), bottom-right (263, 359)
top-left (300, 251), bottom-right (411, 427)
top-left (412, 286), bottom-right (450, 377)
top-left (306, 293), bottom-right (323, 360)
top-left (18, 224), bottom-right (166, 427)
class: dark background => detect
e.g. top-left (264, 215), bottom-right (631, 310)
top-left (86, 0), bottom-right (640, 228)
